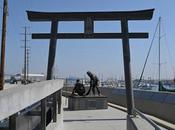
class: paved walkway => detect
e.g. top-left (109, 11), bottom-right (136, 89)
top-left (63, 105), bottom-right (127, 130)
top-left (62, 97), bottom-right (168, 130)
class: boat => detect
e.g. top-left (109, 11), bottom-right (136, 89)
top-left (136, 17), bottom-right (175, 92)
top-left (156, 17), bottom-right (175, 92)
top-left (159, 81), bottom-right (175, 92)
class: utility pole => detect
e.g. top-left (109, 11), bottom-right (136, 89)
top-left (24, 27), bottom-right (27, 82)
top-left (26, 48), bottom-right (30, 81)
top-left (0, 0), bottom-right (8, 90)
top-left (21, 26), bottom-right (30, 84)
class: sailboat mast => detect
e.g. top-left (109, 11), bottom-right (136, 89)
top-left (0, 0), bottom-right (8, 90)
top-left (158, 17), bottom-right (161, 85)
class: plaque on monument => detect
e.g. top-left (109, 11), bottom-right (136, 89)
top-left (68, 95), bottom-right (108, 110)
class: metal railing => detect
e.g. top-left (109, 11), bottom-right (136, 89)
top-left (134, 108), bottom-right (161, 130)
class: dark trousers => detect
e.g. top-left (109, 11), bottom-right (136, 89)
top-left (86, 84), bottom-right (100, 95)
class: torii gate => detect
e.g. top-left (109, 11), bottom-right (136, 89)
top-left (27, 9), bottom-right (154, 129)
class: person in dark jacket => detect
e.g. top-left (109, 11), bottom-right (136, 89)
top-left (71, 79), bottom-right (85, 96)
top-left (86, 71), bottom-right (101, 96)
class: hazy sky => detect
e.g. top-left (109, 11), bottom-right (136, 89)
top-left (1, 0), bottom-right (175, 80)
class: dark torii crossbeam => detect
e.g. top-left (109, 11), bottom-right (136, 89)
top-left (27, 9), bottom-right (154, 130)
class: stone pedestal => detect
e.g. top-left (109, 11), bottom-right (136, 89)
top-left (68, 95), bottom-right (108, 110)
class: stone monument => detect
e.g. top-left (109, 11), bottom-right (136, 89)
top-left (68, 71), bottom-right (107, 110)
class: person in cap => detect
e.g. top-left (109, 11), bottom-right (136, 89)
top-left (86, 71), bottom-right (101, 96)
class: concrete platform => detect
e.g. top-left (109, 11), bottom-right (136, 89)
top-left (68, 95), bottom-right (107, 110)
top-left (62, 97), bottom-right (168, 130)
top-left (63, 106), bottom-right (127, 130)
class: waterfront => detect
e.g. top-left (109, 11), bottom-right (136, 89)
top-left (0, 0), bottom-right (175, 129)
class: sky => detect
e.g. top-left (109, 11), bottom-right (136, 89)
top-left (1, 0), bottom-right (175, 80)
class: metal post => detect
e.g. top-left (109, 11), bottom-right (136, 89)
top-left (9, 113), bottom-right (17, 130)
top-left (57, 90), bottom-right (62, 114)
top-left (41, 99), bottom-right (46, 130)
top-left (158, 17), bottom-right (161, 87)
top-left (121, 19), bottom-right (134, 115)
top-left (46, 19), bottom-right (58, 80)
top-left (53, 92), bottom-right (57, 122)
top-left (0, 0), bottom-right (8, 90)
top-left (84, 17), bottom-right (93, 34)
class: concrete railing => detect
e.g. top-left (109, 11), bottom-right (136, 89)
top-left (63, 86), bottom-right (175, 124)
top-left (0, 80), bottom-right (63, 121)
top-left (101, 87), bottom-right (175, 124)
top-left (133, 108), bottom-right (161, 130)
top-left (0, 80), bottom-right (64, 130)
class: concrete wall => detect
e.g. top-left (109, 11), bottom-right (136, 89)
top-left (16, 116), bottom-right (40, 130)
top-left (0, 80), bottom-right (64, 121)
top-left (68, 96), bottom-right (107, 110)
top-left (63, 87), bottom-right (175, 124)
